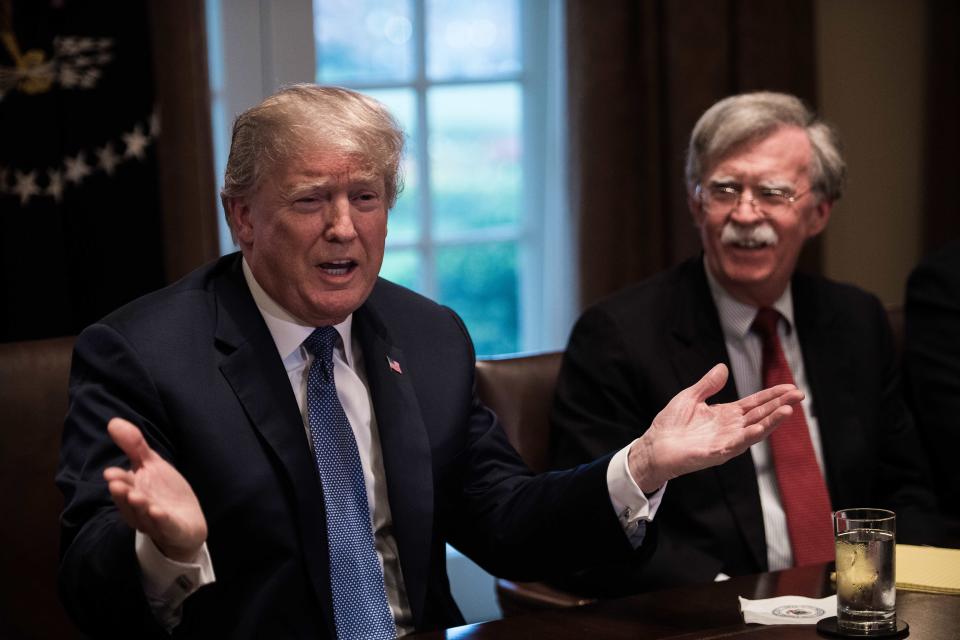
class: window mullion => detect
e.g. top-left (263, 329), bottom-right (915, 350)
top-left (412, 0), bottom-right (435, 300)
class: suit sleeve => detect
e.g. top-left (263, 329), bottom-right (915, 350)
top-left (904, 251), bottom-right (960, 530)
top-left (55, 323), bottom-right (172, 637)
top-left (435, 307), bottom-right (656, 582)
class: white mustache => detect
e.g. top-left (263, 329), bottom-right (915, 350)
top-left (720, 222), bottom-right (778, 248)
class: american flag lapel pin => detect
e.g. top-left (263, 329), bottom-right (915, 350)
top-left (386, 355), bottom-right (403, 375)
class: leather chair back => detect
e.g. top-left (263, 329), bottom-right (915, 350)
top-left (475, 351), bottom-right (595, 615)
top-left (0, 336), bottom-right (80, 639)
top-left (475, 351), bottom-right (562, 474)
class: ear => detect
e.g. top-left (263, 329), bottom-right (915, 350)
top-left (223, 196), bottom-right (255, 248)
top-left (805, 198), bottom-right (833, 238)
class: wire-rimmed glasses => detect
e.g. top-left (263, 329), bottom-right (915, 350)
top-left (696, 183), bottom-right (810, 216)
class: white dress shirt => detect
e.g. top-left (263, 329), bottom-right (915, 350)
top-left (704, 260), bottom-right (826, 570)
top-left (136, 260), bottom-right (661, 631)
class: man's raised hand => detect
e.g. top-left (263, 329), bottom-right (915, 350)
top-left (627, 363), bottom-right (803, 493)
top-left (103, 417), bottom-right (207, 562)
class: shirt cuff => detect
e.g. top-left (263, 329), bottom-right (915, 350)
top-left (606, 439), bottom-right (667, 548)
top-left (136, 532), bottom-right (216, 631)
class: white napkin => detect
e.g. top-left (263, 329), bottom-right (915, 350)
top-left (738, 594), bottom-right (837, 625)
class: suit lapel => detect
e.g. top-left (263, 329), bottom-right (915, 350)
top-left (354, 292), bottom-right (434, 629)
top-left (212, 257), bottom-right (337, 637)
top-left (792, 275), bottom-right (861, 506)
top-left (670, 258), bottom-right (767, 570)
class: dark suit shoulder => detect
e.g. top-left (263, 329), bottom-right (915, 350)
top-left (578, 257), bottom-right (704, 333)
top-left (794, 270), bottom-right (880, 305)
top-left (368, 276), bottom-right (456, 319)
top-left (365, 277), bottom-right (470, 348)
top-left (98, 255), bottom-right (233, 326)
top-left (792, 271), bottom-right (888, 327)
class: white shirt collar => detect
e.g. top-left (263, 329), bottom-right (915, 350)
top-left (702, 256), bottom-right (795, 340)
top-left (241, 258), bottom-right (355, 367)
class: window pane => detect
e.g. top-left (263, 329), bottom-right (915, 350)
top-left (314, 0), bottom-right (414, 84)
top-left (380, 248), bottom-right (421, 291)
top-left (426, 0), bottom-right (520, 80)
top-left (428, 83), bottom-right (522, 238)
top-left (437, 242), bottom-right (518, 356)
top-left (365, 88), bottom-right (419, 244)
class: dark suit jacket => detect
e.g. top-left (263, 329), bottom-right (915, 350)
top-left (905, 240), bottom-right (960, 529)
top-left (550, 256), bottom-right (942, 596)
top-left (56, 253), bottom-right (644, 638)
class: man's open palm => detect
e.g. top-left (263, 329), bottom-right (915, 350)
top-left (103, 417), bottom-right (207, 562)
top-left (628, 363), bottom-right (803, 493)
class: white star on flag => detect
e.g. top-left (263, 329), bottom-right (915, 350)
top-left (123, 125), bottom-right (149, 160)
top-left (47, 169), bottom-right (65, 202)
top-left (60, 66), bottom-right (80, 88)
top-left (65, 153), bottom-right (91, 184)
top-left (57, 37), bottom-right (79, 55)
top-left (96, 143), bottom-right (120, 175)
top-left (14, 170), bottom-right (40, 205)
top-left (80, 69), bottom-right (99, 88)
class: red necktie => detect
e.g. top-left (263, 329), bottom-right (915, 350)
top-left (752, 307), bottom-right (834, 566)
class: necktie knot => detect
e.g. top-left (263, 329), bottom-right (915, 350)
top-left (752, 307), bottom-right (781, 340)
top-left (304, 326), bottom-right (338, 378)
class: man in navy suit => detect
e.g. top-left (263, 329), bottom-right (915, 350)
top-left (550, 92), bottom-right (945, 597)
top-left (56, 85), bottom-right (801, 638)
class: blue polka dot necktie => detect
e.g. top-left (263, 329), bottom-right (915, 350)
top-left (303, 327), bottom-right (396, 639)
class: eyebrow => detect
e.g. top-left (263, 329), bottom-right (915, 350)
top-left (708, 176), bottom-right (797, 191)
top-left (281, 174), bottom-right (383, 199)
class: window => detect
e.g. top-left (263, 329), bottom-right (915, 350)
top-left (207, 0), bottom-right (571, 356)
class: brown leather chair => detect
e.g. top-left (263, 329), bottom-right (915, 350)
top-left (475, 352), bottom-right (596, 616)
top-left (0, 336), bottom-right (81, 639)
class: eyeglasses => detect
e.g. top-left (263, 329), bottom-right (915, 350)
top-left (697, 183), bottom-right (810, 216)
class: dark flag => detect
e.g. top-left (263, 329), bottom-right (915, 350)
top-left (0, 0), bottom-right (165, 342)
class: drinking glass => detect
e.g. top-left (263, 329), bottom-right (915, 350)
top-left (834, 508), bottom-right (896, 634)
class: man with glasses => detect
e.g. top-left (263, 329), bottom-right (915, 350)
top-left (550, 91), bottom-right (945, 596)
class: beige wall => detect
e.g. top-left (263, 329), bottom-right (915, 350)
top-left (816, 0), bottom-right (926, 305)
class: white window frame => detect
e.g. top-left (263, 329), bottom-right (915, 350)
top-left (205, 0), bottom-right (573, 353)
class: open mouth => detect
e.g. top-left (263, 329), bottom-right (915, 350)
top-left (318, 259), bottom-right (357, 276)
top-left (729, 238), bottom-right (774, 249)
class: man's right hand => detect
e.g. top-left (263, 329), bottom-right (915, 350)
top-left (103, 417), bottom-right (207, 563)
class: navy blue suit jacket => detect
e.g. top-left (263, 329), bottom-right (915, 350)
top-left (57, 253), bottom-right (641, 638)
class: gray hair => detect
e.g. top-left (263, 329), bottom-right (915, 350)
top-left (685, 92), bottom-right (845, 202)
top-left (221, 84), bottom-right (405, 222)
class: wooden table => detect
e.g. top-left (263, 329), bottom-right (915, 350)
top-left (415, 564), bottom-right (959, 639)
